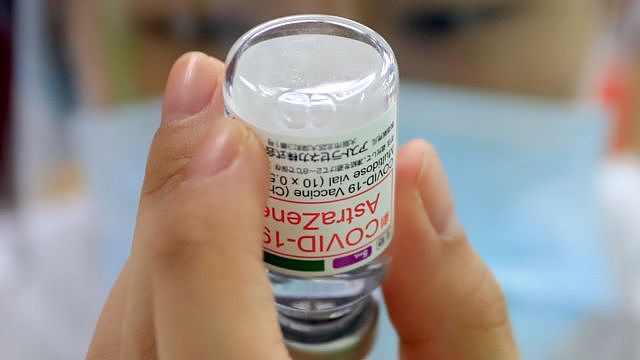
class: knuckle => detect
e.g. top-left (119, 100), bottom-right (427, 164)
top-left (145, 187), bottom-right (262, 274)
top-left (150, 200), bottom-right (213, 265)
top-left (469, 267), bottom-right (511, 330)
top-left (140, 116), bottom-right (210, 200)
top-left (443, 232), bottom-right (511, 331)
top-left (461, 261), bottom-right (511, 332)
top-left (141, 154), bottom-right (190, 200)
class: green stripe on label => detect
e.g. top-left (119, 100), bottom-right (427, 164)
top-left (263, 252), bottom-right (324, 272)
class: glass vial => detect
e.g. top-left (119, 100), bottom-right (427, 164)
top-left (224, 15), bottom-right (398, 324)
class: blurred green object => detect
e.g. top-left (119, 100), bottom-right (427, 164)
top-left (97, 0), bottom-right (140, 105)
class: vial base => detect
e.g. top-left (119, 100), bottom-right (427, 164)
top-left (270, 257), bottom-right (387, 321)
top-left (282, 296), bottom-right (379, 360)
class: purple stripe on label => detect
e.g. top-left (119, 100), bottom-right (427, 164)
top-left (332, 246), bottom-right (372, 269)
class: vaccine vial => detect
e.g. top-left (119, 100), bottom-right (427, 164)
top-left (224, 15), bottom-right (398, 329)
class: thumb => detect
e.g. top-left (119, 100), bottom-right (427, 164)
top-left (88, 52), bottom-right (288, 359)
top-left (140, 57), bottom-right (286, 358)
top-left (113, 52), bottom-right (287, 359)
top-left (88, 52), bottom-right (228, 359)
top-left (147, 116), bottom-right (288, 359)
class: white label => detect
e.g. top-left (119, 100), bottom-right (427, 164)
top-left (257, 107), bottom-right (396, 277)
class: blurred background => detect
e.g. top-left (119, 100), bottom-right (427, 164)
top-left (2, 0), bottom-right (640, 358)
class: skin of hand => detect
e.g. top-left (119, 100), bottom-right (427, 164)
top-left (86, 52), bottom-right (519, 360)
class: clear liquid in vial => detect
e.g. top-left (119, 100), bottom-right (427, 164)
top-left (226, 34), bottom-right (396, 322)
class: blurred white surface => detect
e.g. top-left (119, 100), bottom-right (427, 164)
top-left (601, 155), bottom-right (640, 316)
top-left (0, 194), bottom-right (102, 359)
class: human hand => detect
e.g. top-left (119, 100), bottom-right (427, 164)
top-left (86, 52), bottom-right (518, 359)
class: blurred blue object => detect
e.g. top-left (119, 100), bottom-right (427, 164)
top-left (72, 101), bottom-right (160, 292)
top-left (398, 83), bottom-right (616, 358)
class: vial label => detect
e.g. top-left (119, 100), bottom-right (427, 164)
top-left (259, 107), bottom-right (396, 277)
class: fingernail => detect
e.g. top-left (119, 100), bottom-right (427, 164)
top-left (162, 52), bottom-right (218, 123)
top-left (186, 119), bottom-right (247, 179)
top-left (416, 142), bottom-right (460, 237)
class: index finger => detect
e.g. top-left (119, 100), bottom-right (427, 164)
top-left (383, 140), bottom-right (519, 359)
